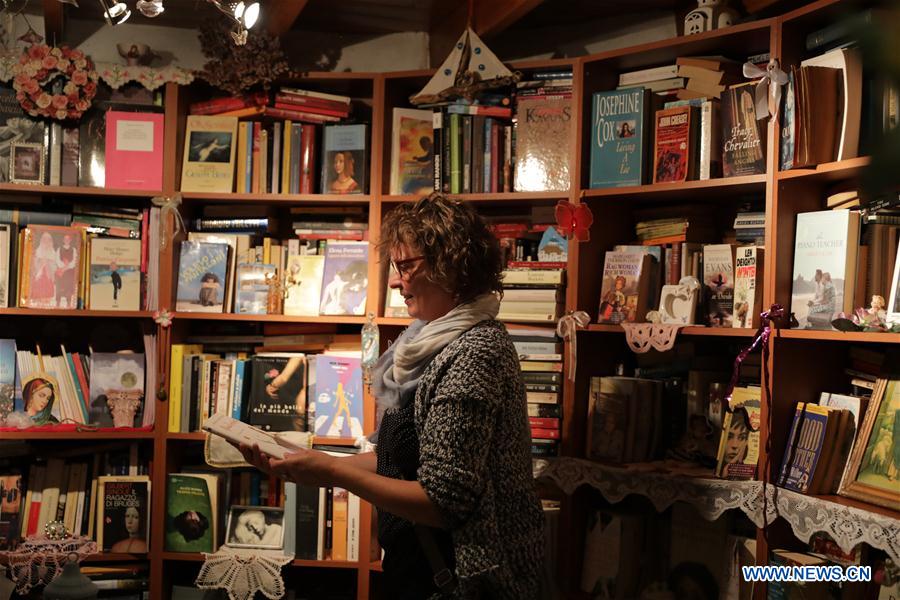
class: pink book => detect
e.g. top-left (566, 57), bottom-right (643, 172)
top-left (104, 111), bottom-right (164, 190)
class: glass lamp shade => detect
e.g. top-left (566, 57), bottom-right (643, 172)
top-left (43, 559), bottom-right (99, 600)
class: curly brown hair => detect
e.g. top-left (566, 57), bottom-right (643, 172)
top-left (379, 193), bottom-right (503, 303)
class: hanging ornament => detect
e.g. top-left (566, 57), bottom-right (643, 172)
top-left (554, 200), bottom-right (593, 242)
top-left (197, 19), bottom-right (293, 95)
top-left (743, 58), bottom-right (788, 120)
top-left (361, 312), bottom-right (379, 385)
top-left (11, 44), bottom-right (98, 120)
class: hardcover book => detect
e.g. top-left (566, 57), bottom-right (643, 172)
top-left (514, 93), bottom-right (573, 192)
top-left (703, 244), bottom-right (735, 327)
top-left (321, 124), bottom-right (367, 194)
top-left (18, 225), bottom-right (85, 309)
top-left (652, 105), bottom-right (697, 183)
top-left (283, 254), bottom-right (325, 317)
top-left (589, 87), bottom-right (651, 188)
top-left (176, 241), bottom-right (230, 313)
top-left (597, 251), bottom-right (653, 324)
top-left (247, 355), bottom-right (307, 432)
top-left (234, 262), bottom-right (275, 315)
top-left (60, 126), bottom-right (79, 186)
top-left (779, 72), bottom-right (796, 171)
top-left (319, 241), bottom-right (368, 316)
top-left (104, 111), bottom-right (164, 190)
top-left (721, 83), bottom-right (766, 177)
top-left (97, 475), bottom-right (150, 553)
top-left (180, 116), bottom-right (239, 193)
top-left (390, 108), bottom-right (434, 195)
top-left (165, 473), bottom-right (218, 553)
top-left (88, 352), bottom-right (145, 428)
top-left (790, 210), bottom-right (860, 330)
top-left (776, 403), bottom-right (833, 493)
top-left (733, 246), bottom-right (764, 328)
top-left (314, 354), bottom-right (364, 438)
top-left (88, 238), bottom-right (141, 311)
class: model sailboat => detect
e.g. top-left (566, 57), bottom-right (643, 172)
top-left (410, 26), bottom-right (519, 105)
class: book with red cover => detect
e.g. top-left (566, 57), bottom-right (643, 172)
top-left (652, 106), bottom-right (697, 183)
top-left (273, 102), bottom-right (349, 119)
top-left (104, 111), bottom-right (164, 190)
top-left (190, 92), bottom-right (268, 115)
top-left (274, 92), bottom-right (350, 113)
top-left (299, 124), bottom-right (316, 193)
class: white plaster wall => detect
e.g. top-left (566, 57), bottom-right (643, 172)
top-left (65, 18), bottom-right (204, 69)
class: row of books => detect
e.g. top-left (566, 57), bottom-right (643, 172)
top-left (180, 116), bottom-right (369, 196)
top-left (0, 446), bottom-right (150, 550)
top-left (1, 340), bottom-right (154, 428)
top-left (0, 207), bottom-right (161, 311)
top-left (596, 241), bottom-right (765, 329)
top-left (168, 347), bottom-right (364, 439)
top-left (176, 238), bottom-right (368, 317)
top-left (509, 326), bottom-right (565, 457)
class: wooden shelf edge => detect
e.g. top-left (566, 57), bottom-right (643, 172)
top-left (175, 313), bottom-right (366, 325)
top-left (369, 560), bottom-right (383, 572)
top-left (0, 429), bottom-right (156, 440)
top-left (776, 157), bottom-right (871, 182)
top-left (581, 174), bottom-right (767, 199)
top-left (586, 323), bottom-right (757, 337)
top-left (160, 552), bottom-right (360, 568)
top-left (381, 191), bottom-right (569, 203)
top-left (180, 192), bottom-right (372, 203)
top-left (0, 308), bottom-right (154, 318)
top-left (0, 552), bottom-right (142, 564)
top-left (775, 329), bottom-right (900, 344)
top-left (815, 494), bottom-right (900, 521)
top-left (0, 183), bottom-right (161, 197)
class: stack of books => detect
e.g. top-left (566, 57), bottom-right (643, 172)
top-left (510, 326), bottom-right (563, 457)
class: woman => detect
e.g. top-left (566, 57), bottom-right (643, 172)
top-left (23, 377), bottom-right (59, 425)
top-left (328, 151), bottom-right (359, 193)
top-left (110, 505), bottom-right (148, 553)
top-left (232, 509), bottom-right (283, 547)
top-left (240, 194), bottom-right (544, 598)
top-left (30, 232), bottom-right (58, 307)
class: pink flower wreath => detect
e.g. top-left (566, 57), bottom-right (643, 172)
top-left (12, 44), bottom-right (99, 120)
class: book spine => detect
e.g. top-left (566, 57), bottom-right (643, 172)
top-left (449, 114), bottom-right (461, 194)
top-left (273, 102), bottom-right (349, 118)
top-left (290, 124), bottom-right (302, 194)
top-left (432, 110), bottom-right (443, 192)
top-left (274, 93), bottom-right (351, 112)
top-left (300, 124), bottom-right (316, 194)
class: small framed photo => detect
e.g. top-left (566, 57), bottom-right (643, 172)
top-left (9, 142), bottom-right (44, 184)
top-left (225, 505), bottom-right (284, 550)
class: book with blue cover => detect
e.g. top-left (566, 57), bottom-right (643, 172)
top-left (0, 339), bottom-right (16, 420)
top-left (176, 241), bottom-right (230, 313)
top-left (314, 355), bottom-right (364, 438)
top-left (321, 124), bottom-right (368, 194)
top-left (589, 87), bottom-right (651, 188)
top-left (319, 241), bottom-right (368, 316)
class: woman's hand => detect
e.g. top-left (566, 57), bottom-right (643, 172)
top-left (238, 443), bottom-right (337, 487)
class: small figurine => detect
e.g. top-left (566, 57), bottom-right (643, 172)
top-left (684, 0), bottom-right (740, 35)
top-left (869, 295), bottom-right (887, 321)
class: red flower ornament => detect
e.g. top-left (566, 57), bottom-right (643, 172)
top-left (554, 200), bottom-right (594, 242)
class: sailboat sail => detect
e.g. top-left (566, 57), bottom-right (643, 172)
top-left (410, 27), bottom-right (519, 105)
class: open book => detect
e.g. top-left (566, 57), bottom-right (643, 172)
top-left (202, 413), bottom-right (308, 459)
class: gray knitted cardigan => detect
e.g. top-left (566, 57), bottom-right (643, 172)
top-left (414, 319), bottom-right (544, 599)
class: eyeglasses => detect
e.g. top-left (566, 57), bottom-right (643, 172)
top-left (390, 255), bottom-right (425, 279)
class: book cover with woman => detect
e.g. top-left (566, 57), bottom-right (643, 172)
top-left (97, 476), bottom-right (150, 553)
top-left (19, 225), bottom-right (84, 309)
top-left (320, 124), bottom-right (367, 194)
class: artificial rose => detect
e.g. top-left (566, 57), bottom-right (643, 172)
top-left (74, 58), bottom-right (87, 69)
top-left (26, 45), bottom-right (45, 60)
top-left (75, 100), bottom-right (89, 111)
top-left (36, 69), bottom-right (48, 80)
top-left (57, 59), bottom-right (70, 71)
top-left (35, 93), bottom-right (52, 109)
top-left (51, 95), bottom-right (68, 109)
top-left (83, 81), bottom-right (97, 94)
top-left (70, 49), bottom-right (84, 60)
top-left (24, 79), bottom-right (40, 94)
top-left (63, 81), bottom-right (77, 95)
top-left (41, 55), bottom-right (58, 70)
top-left (50, 47), bottom-right (62, 57)
top-left (57, 109), bottom-right (68, 120)
top-left (71, 70), bottom-right (88, 85)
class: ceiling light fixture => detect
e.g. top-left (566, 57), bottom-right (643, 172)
top-left (135, 0), bottom-right (164, 17)
top-left (98, 0), bottom-right (131, 25)
top-left (205, 0), bottom-right (261, 45)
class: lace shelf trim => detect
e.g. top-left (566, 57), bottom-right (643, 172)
top-left (535, 457), bottom-right (900, 563)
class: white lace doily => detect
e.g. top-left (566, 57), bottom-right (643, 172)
top-left (6, 536), bottom-right (97, 594)
top-left (196, 546), bottom-right (293, 600)
top-left (0, 57), bottom-right (194, 90)
top-left (621, 323), bottom-right (685, 353)
top-left (535, 457), bottom-right (900, 562)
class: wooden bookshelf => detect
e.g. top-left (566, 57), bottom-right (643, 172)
top-left (4, 3), bottom-right (898, 599)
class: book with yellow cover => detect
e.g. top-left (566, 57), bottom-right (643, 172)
top-left (180, 116), bottom-right (238, 193)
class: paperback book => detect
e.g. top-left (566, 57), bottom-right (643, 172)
top-left (165, 473), bottom-right (218, 553)
top-left (97, 476), bottom-right (150, 553)
top-left (88, 352), bottom-right (145, 428)
top-left (88, 238), bottom-right (141, 311)
top-left (514, 93), bottom-right (572, 192)
top-left (589, 87), bottom-right (651, 188)
top-left (314, 354), bottom-right (364, 438)
top-left (733, 246), bottom-right (764, 328)
top-left (176, 241), bottom-right (230, 313)
top-left (319, 241), bottom-right (368, 316)
top-left (18, 225), bottom-right (85, 310)
top-left (283, 254), bottom-right (325, 317)
top-left (703, 244), bottom-right (735, 327)
top-left (247, 355), bottom-right (308, 432)
top-left (234, 262), bottom-right (275, 315)
top-left (597, 251), bottom-right (653, 324)
top-left (321, 124), bottom-right (367, 194)
top-left (180, 116), bottom-right (239, 193)
top-left (652, 106), bottom-right (696, 183)
top-left (721, 83), bottom-right (766, 177)
top-left (390, 108), bottom-right (434, 195)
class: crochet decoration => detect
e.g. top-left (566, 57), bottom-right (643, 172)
top-left (12, 45), bottom-right (99, 120)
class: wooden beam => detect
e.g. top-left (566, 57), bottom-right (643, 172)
top-left (429, 0), bottom-right (544, 67)
top-left (265, 0), bottom-right (310, 37)
top-left (42, 0), bottom-right (64, 46)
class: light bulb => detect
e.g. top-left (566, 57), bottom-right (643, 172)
top-left (233, 1), bottom-right (244, 20)
top-left (242, 2), bottom-right (259, 28)
top-left (106, 1), bottom-right (127, 17)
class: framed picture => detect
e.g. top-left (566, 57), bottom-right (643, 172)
top-left (225, 505), bottom-right (285, 550)
top-left (887, 238), bottom-right (900, 324)
top-left (9, 142), bottom-right (44, 184)
top-left (839, 378), bottom-right (900, 510)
